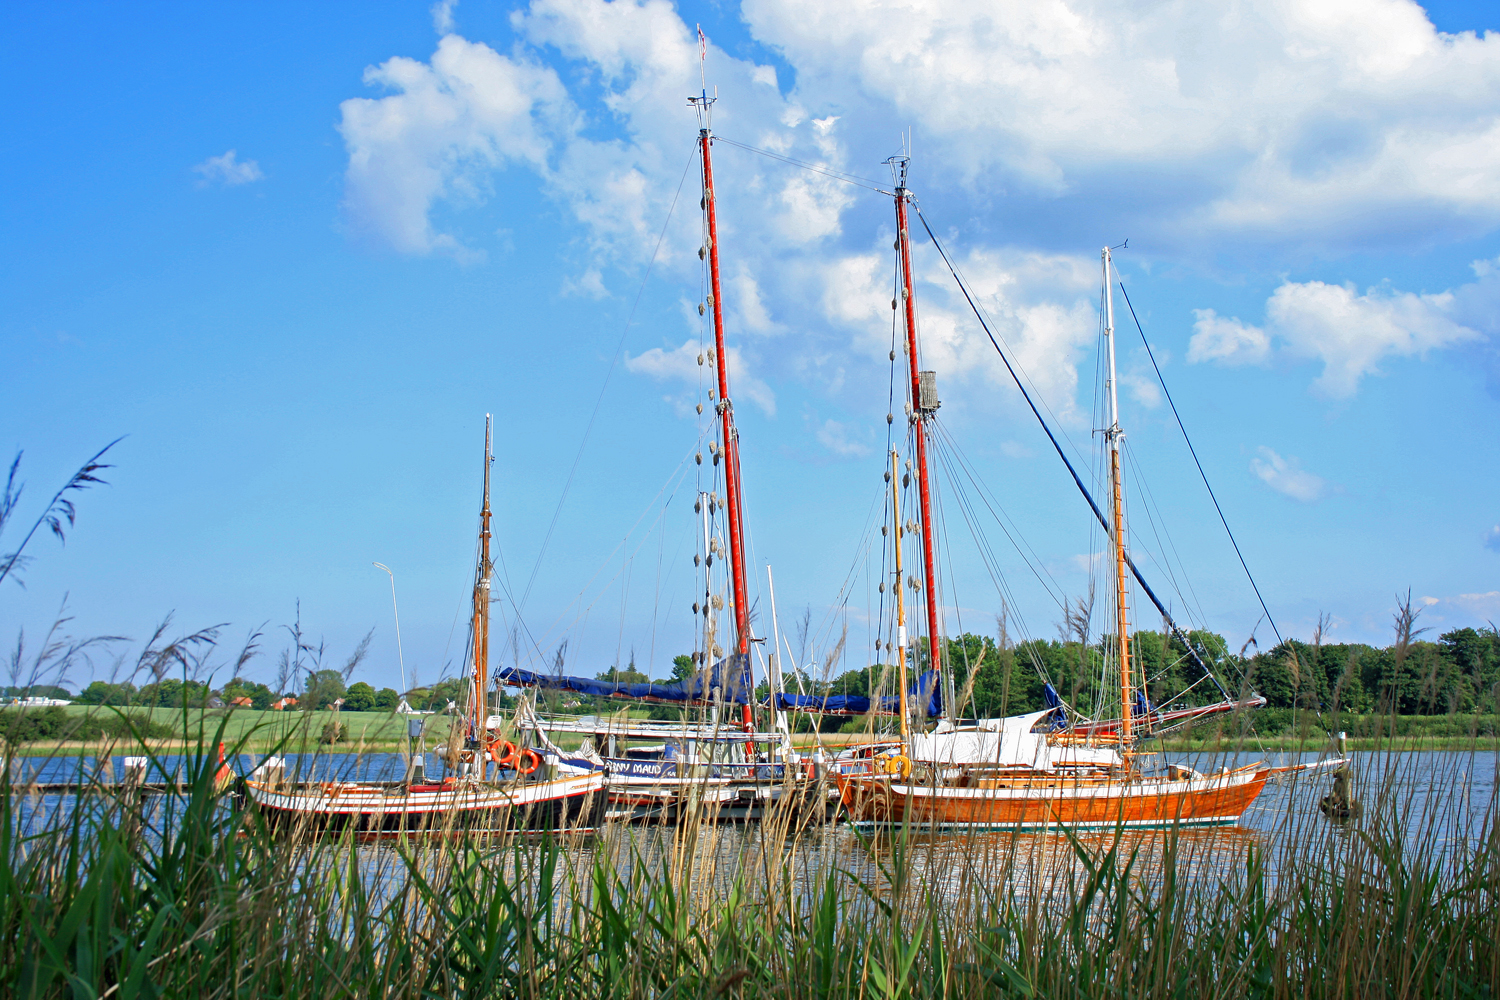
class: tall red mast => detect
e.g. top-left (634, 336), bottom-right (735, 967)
top-left (692, 80), bottom-right (754, 731)
top-left (891, 159), bottom-right (945, 689)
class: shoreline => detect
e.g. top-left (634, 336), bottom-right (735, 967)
top-left (10, 733), bottom-right (1499, 757)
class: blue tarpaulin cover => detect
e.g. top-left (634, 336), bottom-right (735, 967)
top-left (498, 653), bottom-right (756, 706)
top-left (773, 669), bottom-right (944, 718)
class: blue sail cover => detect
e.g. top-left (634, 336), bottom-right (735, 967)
top-left (498, 653), bottom-right (756, 707)
top-left (774, 669), bottom-right (944, 718)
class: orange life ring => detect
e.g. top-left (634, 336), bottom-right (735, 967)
top-left (488, 740), bottom-right (518, 769)
top-left (515, 749), bottom-right (541, 775)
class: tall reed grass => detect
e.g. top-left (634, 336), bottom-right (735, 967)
top-left (2, 717), bottom-right (1496, 999)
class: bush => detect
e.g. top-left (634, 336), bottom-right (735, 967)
top-left (0, 708), bottom-right (175, 743)
top-left (319, 720), bottom-right (346, 745)
top-left (0, 706), bottom-right (70, 742)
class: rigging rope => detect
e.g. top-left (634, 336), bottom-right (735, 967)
top-left (909, 203), bottom-right (1231, 702)
top-left (714, 135), bottom-right (891, 193)
top-left (1116, 282), bottom-right (1285, 650)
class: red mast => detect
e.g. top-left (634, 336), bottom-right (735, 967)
top-left (692, 78), bottom-right (754, 731)
top-left (891, 159), bottom-right (945, 689)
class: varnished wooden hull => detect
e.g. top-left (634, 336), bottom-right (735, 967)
top-left (245, 772), bottom-right (607, 834)
top-left (836, 766), bottom-right (1270, 831)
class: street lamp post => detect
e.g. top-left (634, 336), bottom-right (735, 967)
top-left (372, 562), bottom-right (407, 696)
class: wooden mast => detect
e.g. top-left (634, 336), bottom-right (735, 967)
top-left (891, 160), bottom-right (945, 697)
top-left (472, 414), bottom-right (493, 764)
top-left (1102, 248), bottom-right (1133, 745)
top-left (891, 449), bottom-right (911, 743)
top-left (692, 67), bottom-right (754, 732)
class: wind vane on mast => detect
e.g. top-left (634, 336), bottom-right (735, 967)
top-left (689, 26), bottom-right (716, 127)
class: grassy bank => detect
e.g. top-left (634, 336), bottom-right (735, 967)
top-left (1, 705), bottom-right (430, 754)
top-left (3, 723), bottom-right (1498, 999)
top-left (10, 705), bottom-right (1500, 756)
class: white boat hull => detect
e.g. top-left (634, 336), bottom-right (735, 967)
top-left (244, 771), bottom-right (608, 834)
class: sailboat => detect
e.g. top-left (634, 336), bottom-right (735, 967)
top-left (499, 84), bottom-right (829, 825)
top-left (836, 170), bottom-right (1339, 830)
top-left (243, 417), bottom-right (608, 834)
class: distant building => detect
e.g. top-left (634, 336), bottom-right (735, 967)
top-left (270, 697), bottom-right (298, 711)
top-left (229, 696), bottom-right (253, 708)
top-left (8, 696), bottom-right (72, 707)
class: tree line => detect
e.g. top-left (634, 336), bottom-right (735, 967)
top-left (812, 622), bottom-right (1500, 720)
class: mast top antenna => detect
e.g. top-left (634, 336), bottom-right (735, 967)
top-left (883, 153), bottom-right (910, 192)
top-left (688, 25), bottom-right (716, 128)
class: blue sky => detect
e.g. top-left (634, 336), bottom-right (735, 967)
top-left (3, 0), bottom-right (1498, 695)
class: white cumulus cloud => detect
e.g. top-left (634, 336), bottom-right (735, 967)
top-left (334, 0), bottom-right (1500, 425)
top-left (624, 339), bottom-right (776, 415)
top-left (1188, 309), bottom-right (1270, 366)
top-left (193, 150), bottom-right (263, 187)
top-left (337, 35), bottom-right (573, 256)
top-left (741, 0), bottom-right (1500, 251)
top-left (1250, 446), bottom-right (1326, 502)
top-left (1267, 279), bottom-right (1482, 398)
top-left (1191, 260), bottom-right (1497, 397)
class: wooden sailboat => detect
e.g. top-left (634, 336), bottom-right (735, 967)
top-left (836, 179), bottom-right (1336, 830)
top-left (500, 85), bottom-right (831, 825)
top-left (243, 417), bottom-right (607, 834)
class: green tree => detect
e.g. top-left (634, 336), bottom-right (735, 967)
top-left (302, 670), bottom-right (346, 711)
top-left (1438, 627), bottom-right (1500, 713)
top-left (221, 677), bottom-right (273, 710)
top-left (0, 684), bottom-right (72, 700)
top-left (411, 677), bottom-right (468, 712)
top-left (596, 666), bottom-right (650, 684)
top-left (598, 649), bottom-right (649, 685)
top-left (343, 681), bottom-right (376, 712)
top-left (374, 687), bottom-right (399, 711)
top-left (135, 679), bottom-right (212, 708)
top-left (75, 681), bottom-right (135, 706)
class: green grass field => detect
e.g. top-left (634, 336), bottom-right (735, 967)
top-left (54, 705), bottom-right (425, 752)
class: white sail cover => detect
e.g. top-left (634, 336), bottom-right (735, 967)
top-left (908, 710), bottom-right (1121, 769)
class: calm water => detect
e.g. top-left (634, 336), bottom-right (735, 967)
top-left (9, 747), bottom-right (1496, 907)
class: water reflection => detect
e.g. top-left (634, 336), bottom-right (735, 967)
top-left (9, 747), bottom-right (1496, 909)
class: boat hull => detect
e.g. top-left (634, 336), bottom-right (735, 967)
top-left (836, 766), bottom-right (1271, 831)
top-left (605, 772), bottom-right (836, 824)
top-left (541, 748), bottom-right (836, 824)
top-left (244, 772), bottom-right (607, 834)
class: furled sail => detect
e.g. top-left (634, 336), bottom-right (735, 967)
top-left (774, 669), bottom-right (943, 718)
top-left (498, 653), bottom-right (756, 707)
